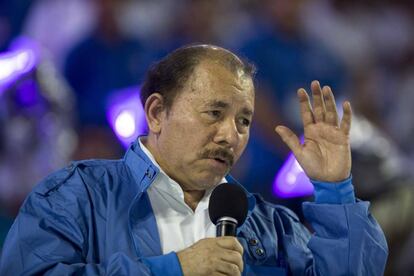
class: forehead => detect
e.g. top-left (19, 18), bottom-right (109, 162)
top-left (177, 61), bottom-right (255, 110)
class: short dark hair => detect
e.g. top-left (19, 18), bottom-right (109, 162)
top-left (140, 44), bottom-right (256, 110)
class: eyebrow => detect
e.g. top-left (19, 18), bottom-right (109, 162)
top-left (207, 100), bottom-right (253, 116)
top-left (241, 108), bottom-right (253, 117)
top-left (208, 100), bottom-right (228, 109)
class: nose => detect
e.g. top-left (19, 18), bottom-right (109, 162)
top-left (213, 118), bottom-right (239, 148)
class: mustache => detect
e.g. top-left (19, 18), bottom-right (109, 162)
top-left (200, 147), bottom-right (235, 167)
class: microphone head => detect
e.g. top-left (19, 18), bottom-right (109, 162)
top-left (209, 183), bottom-right (248, 227)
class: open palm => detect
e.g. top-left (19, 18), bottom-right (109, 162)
top-left (275, 81), bottom-right (352, 182)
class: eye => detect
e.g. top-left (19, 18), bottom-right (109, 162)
top-left (239, 117), bottom-right (251, 127)
top-left (243, 118), bottom-right (251, 127)
top-left (207, 110), bottom-right (221, 118)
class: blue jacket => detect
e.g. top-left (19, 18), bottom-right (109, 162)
top-left (0, 141), bottom-right (388, 275)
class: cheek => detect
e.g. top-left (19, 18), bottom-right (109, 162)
top-left (162, 117), bottom-right (208, 156)
top-left (235, 134), bottom-right (249, 158)
top-left (172, 114), bottom-right (211, 141)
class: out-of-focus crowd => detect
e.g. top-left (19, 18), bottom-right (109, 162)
top-left (1, 0), bottom-right (413, 274)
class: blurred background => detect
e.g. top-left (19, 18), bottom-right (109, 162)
top-left (1, 0), bottom-right (413, 274)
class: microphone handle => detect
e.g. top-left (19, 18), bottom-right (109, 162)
top-left (216, 220), bottom-right (237, 236)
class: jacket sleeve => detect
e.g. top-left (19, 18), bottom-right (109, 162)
top-left (279, 178), bottom-right (388, 275)
top-left (0, 177), bottom-right (182, 276)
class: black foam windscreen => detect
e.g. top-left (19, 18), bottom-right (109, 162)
top-left (208, 183), bottom-right (248, 227)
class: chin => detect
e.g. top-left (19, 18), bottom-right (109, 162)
top-left (195, 175), bottom-right (225, 190)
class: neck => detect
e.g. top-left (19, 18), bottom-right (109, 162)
top-left (183, 190), bottom-right (205, 211)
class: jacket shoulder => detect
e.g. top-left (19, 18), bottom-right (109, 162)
top-left (32, 159), bottom-right (127, 197)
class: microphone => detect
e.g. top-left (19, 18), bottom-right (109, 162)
top-left (208, 183), bottom-right (248, 236)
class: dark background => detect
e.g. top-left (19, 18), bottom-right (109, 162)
top-left (1, 1), bottom-right (414, 274)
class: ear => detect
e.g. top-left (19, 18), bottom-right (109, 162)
top-left (144, 93), bottom-right (166, 134)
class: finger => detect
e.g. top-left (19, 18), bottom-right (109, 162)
top-left (216, 261), bottom-right (242, 275)
top-left (297, 88), bottom-right (315, 128)
top-left (311, 80), bottom-right (325, 123)
top-left (275, 126), bottom-right (302, 156)
top-left (340, 101), bottom-right (352, 135)
top-left (216, 237), bottom-right (244, 255)
top-left (220, 249), bottom-right (244, 273)
top-left (322, 86), bottom-right (339, 126)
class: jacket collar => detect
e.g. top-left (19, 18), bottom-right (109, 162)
top-left (124, 139), bottom-right (160, 193)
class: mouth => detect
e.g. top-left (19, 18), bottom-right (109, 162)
top-left (214, 157), bottom-right (227, 165)
top-left (208, 157), bottom-right (230, 170)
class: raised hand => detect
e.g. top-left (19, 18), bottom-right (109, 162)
top-left (275, 80), bottom-right (352, 182)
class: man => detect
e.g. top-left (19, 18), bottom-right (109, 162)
top-left (0, 45), bottom-right (387, 275)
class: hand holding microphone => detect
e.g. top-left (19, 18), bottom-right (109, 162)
top-left (177, 184), bottom-right (248, 275)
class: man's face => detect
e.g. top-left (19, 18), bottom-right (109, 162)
top-left (154, 61), bottom-right (254, 191)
